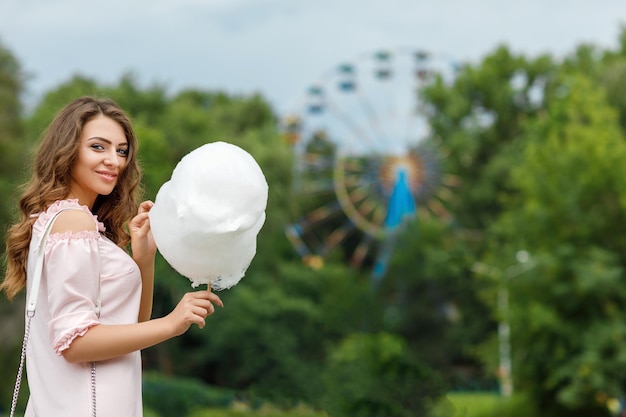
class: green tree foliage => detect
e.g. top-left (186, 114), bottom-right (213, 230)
top-left (418, 27), bottom-right (626, 415)
top-left (25, 75), bottom-right (103, 143)
top-left (0, 38), bottom-right (26, 227)
top-left (162, 261), bottom-right (379, 406)
top-left (495, 72), bottom-right (626, 416)
top-left (412, 45), bottom-right (559, 393)
top-left (0, 38), bottom-right (28, 411)
top-left (379, 216), bottom-right (494, 390)
top-left (320, 332), bottom-right (446, 417)
top-left (423, 46), bottom-right (555, 232)
top-left (563, 25), bottom-right (626, 132)
top-left (142, 372), bottom-right (236, 416)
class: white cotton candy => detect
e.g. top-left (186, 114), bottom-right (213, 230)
top-left (149, 141), bottom-right (268, 290)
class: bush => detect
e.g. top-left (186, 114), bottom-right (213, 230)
top-left (142, 372), bottom-right (236, 417)
top-left (320, 332), bottom-right (447, 417)
top-left (189, 403), bottom-right (328, 417)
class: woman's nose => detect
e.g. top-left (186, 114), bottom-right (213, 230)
top-left (104, 153), bottom-right (120, 167)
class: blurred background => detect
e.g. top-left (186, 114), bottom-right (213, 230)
top-left (2, 1), bottom-right (626, 416)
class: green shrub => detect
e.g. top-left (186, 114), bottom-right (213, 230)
top-left (189, 403), bottom-right (328, 417)
top-left (143, 406), bottom-right (162, 417)
top-left (320, 332), bottom-right (447, 417)
top-left (142, 372), bottom-right (235, 417)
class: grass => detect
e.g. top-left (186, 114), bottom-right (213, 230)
top-left (445, 392), bottom-right (503, 417)
top-left (444, 391), bottom-right (538, 417)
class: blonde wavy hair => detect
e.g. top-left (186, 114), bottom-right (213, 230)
top-left (1, 96), bottom-right (142, 300)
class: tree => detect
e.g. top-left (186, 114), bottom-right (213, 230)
top-left (423, 46), bottom-right (555, 232)
top-left (0, 38), bottom-right (26, 232)
top-left (496, 72), bottom-right (626, 416)
top-left (379, 216), bottom-right (495, 391)
top-left (415, 45), bottom-right (558, 392)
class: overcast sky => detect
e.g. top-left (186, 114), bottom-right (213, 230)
top-left (0, 0), bottom-right (624, 114)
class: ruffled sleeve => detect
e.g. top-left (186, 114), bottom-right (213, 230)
top-left (35, 199), bottom-right (105, 355)
top-left (33, 199), bottom-right (106, 236)
top-left (45, 232), bottom-right (102, 355)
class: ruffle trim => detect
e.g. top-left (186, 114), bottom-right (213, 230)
top-left (32, 199), bottom-right (105, 235)
top-left (54, 321), bottom-right (100, 355)
top-left (46, 230), bottom-right (101, 242)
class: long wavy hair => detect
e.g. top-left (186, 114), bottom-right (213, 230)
top-left (1, 96), bottom-right (142, 300)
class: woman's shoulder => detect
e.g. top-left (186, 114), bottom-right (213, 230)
top-left (33, 199), bottom-right (106, 236)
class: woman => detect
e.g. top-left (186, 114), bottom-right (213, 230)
top-left (1, 96), bottom-right (223, 416)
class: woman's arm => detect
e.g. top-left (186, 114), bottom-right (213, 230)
top-left (62, 290), bottom-right (223, 363)
top-left (129, 201), bottom-right (156, 322)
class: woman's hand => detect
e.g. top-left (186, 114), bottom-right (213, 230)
top-left (166, 290), bottom-right (224, 336)
top-left (130, 200), bottom-right (157, 265)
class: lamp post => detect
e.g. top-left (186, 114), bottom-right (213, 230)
top-left (472, 250), bottom-right (533, 398)
top-left (497, 283), bottom-right (513, 397)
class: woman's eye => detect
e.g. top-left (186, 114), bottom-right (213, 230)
top-left (90, 144), bottom-right (105, 151)
top-left (117, 148), bottom-right (129, 157)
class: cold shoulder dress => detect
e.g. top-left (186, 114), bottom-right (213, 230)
top-left (24, 199), bottom-right (143, 417)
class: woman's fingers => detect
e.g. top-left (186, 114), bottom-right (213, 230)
top-left (168, 290), bottom-right (224, 336)
top-left (138, 200), bottom-right (154, 215)
top-left (181, 291), bottom-right (222, 321)
top-left (130, 201), bottom-right (154, 233)
top-left (130, 212), bottom-right (150, 230)
top-left (188, 290), bottom-right (224, 308)
top-left (206, 291), bottom-right (224, 308)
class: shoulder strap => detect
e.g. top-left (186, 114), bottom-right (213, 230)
top-left (27, 208), bottom-right (102, 317)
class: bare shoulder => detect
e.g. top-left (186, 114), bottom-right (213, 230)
top-left (50, 209), bottom-right (98, 234)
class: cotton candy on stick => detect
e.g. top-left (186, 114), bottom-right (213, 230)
top-left (149, 142), bottom-right (268, 290)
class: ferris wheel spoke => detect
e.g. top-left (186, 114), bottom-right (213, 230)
top-left (402, 99), bottom-right (427, 146)
top-left (325, 98), bottom-right (382, 154)
top-left (357, 200), bottom-right (386, 227)
top-left (324, 220), bottom-right (357, 252)
top-left (435, 183), bottom-right (455, 203)
top-left (286, 201), bottom-right (348, 257)
top-left (285, 224), bottom-right (311, 257)
top-left (300, 178), bottom-right (335, 195)
top-left (442, 173), bottom-right (461, 188)
top-left (351, 190), bottom-right (386, 224)
top-left (344, 186), bottom-right (370, 205)
top-left (425, 197), bottom-right (449, 219)
top-left (300, 201), bottom-right (344, 226)
top-left (351, 233), bottom-right (377, 267)
top-left (301, 152), bottom-right (334, 171)
top-left (371, 50), bottom-right (400, 142)
top-left (355, 196), bottom-right (381, 219)
top-left (353, 90), bottom-right (390, 151)
top-left (336, 60), bottom-right (391, 153)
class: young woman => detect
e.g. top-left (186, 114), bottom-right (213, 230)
top-left (1, 96), bottom-right (223, 416)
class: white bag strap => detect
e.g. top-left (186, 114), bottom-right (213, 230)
top-left (11, 207), bottom-right (102, 417)
top-left (27, 208), bottom-right (102, 317)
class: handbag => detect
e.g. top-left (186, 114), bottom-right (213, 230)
top-left (9, 208), bottom-right (102, 417)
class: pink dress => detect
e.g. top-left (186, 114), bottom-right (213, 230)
top-left (24, 199), bottom-right (143, 417)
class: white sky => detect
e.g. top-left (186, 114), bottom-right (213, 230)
top-left (0, 0), bottom-right (624, 114)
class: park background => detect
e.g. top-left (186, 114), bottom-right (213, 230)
top-left (2, 1), bottom-right (626, 416)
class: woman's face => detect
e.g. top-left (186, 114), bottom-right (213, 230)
top-left (69, 115), bottom-right (129, 208)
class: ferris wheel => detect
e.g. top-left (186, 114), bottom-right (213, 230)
top-left (282, 48), bottom-right (461, 279)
